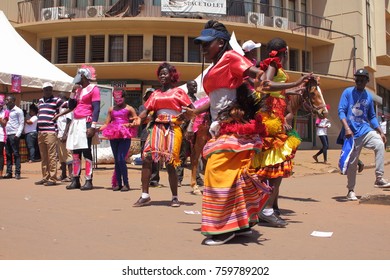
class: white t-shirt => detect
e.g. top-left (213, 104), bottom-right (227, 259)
top-left (316, 118), bottom-right (331, 136)
top-left (57, 109), bottom-right (72, 138)
top-left (380, 120), bottom-right (387, 134)
top-left (24, 115), bottom-right (38, 134)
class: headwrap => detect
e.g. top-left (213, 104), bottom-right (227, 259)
top-left (73, 65), bottom-right (96, 84)
top-left (269, 47), bottom-right (287, 57)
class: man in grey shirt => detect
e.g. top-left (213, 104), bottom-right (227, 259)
top-left (4, 95), bottom-right (24, 179)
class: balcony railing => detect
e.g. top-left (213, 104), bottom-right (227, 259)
top-left (17, 0), bottom-right (332, 38)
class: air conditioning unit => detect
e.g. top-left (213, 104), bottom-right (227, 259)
top-left (86, 6), bottom-right (104, 18)
top-left (247, 12), bottom-right (264, 26)
top-left (273, 16), bottom-right (288, 29)
top-left (41, 7), bottom-right (65, 21)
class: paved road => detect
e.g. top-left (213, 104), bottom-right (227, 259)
top-left (1, 148), bottom-right (390, 260)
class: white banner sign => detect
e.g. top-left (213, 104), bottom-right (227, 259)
top-left (161, 0), bottom-right (226, 15)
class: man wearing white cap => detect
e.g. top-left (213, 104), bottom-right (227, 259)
top-left (34, 82), bottom-right (63, 186)
top-left (242, 40), bottom-right (261, 66)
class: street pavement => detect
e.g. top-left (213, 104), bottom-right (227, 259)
top-left (1, 148), bottom-right (390, 260)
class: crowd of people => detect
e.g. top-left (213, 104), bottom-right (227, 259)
top-left (0, 20), bottom-right (389, 247)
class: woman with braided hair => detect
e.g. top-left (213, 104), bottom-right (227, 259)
top-left (182, 20), bottom-right (273, 246)
top-left (255, 37), bottom-right (313, 227)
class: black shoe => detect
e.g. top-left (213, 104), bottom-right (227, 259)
top-left (120, 185), bottom-right (130, 192)
top-left (259, 212), bottom-right (288, 228)
top-left (235, 228), bottom-right (253, 236)
top-left (35, 179), bottom-right (47, 185)
top-left (66, 177), bottom-right (81, 190)
top-left (80, 180), bottom-right (93, 191)
top-left (3, 173), bottom-right (12, 179)
top-left (274, 208), bottom-right (281, 216)
top-left (358, 162), bottom-right (365, 173)
top-left (112, 185), bottom-right (122, 191)
top-left (15, 174), bottom-right (21, 180)
top-left (44, 181), bottom-right (57, 186)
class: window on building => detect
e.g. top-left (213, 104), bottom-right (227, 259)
top-left (90, 35), bottom-right (105, 62)
top-left (170, 37), bottom-right (184, 62)
top-left (56, 37), bottom-right (68, 64)
top-left (228, 0), bottom-right (245, 16)
top-left (76, 0), bottom-right (89, 8)
top-left (93, 0), bottom-right (106, 5)
top-left (289, 48), bottom-right (299, 71)
top-left (188, 37), bottom-right (201, 62)
top-left (43, 0), bottom-right (54, 8)
top-left (273, 0), bottom-right (283, 17)
top-left (377, 84), bottom-right (390, 115)
top-left (59, 0), bottom-right (71, 7)
top-left (302, 50), bottom-right (311, 72)
top-left (128, 35), bottom-right (143, 61)
top-left (109, 35), bottom-right (124, 62)
top-left (366, 0), bottom-right (372, 67)
top-left (288, 0), bottom-right (296, 22)
top-left (110, 0), bottom-right (119, 4)
top-left (260, 0), bottom-right (270, 17)
top-left (153, 36), bottom-right (167, 61)
top-left (153, 0), bottom-right (161, 6)
top-left (41, 39), bottom-right (52, 62)
top-left (300, 0), bottom-right (307, 25)
top-left (72, 36), bottom-right (86, 63)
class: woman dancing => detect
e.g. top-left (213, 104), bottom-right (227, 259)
top-left (255, 37), bottom-right (312, 227)
top-left (133, 62), bottom-right (193, 207)
top-left (186, 20), bottom-right (272, 246)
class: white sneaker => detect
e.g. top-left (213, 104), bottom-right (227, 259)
top-left (374, 177), bottom-right (390, 188)
top-left (346, 190), bottom-right (358, 201)
top-left (204, 233), bottom-right (235, 246)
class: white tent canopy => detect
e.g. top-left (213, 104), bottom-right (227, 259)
top-left (0, 10), bottom-right (73, 92)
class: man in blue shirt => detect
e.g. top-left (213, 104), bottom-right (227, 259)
top-left (338, 68), bottom-right (390, 201)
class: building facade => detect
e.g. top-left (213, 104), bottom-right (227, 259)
top-left (1, 0), bottom-right (389, 148)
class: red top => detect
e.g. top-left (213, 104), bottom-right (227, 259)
top-left (145, 87), bottom-right (191, 114)
top-left (203, 50), bottom-right (253, 94)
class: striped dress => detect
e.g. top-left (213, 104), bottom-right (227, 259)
top-left (142, 87), bottom-right (192, 167)
top-left (200, 50), bottom-right (272, 235)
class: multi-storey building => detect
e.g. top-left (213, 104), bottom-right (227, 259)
top-left (0, 0), bottom-right (389, 148)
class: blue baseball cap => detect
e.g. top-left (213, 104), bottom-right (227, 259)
top-left (194, 29), bottom-right (231, 44)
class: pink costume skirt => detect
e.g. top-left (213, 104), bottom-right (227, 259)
top-left (102, 123), bottom-right (137, 140)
